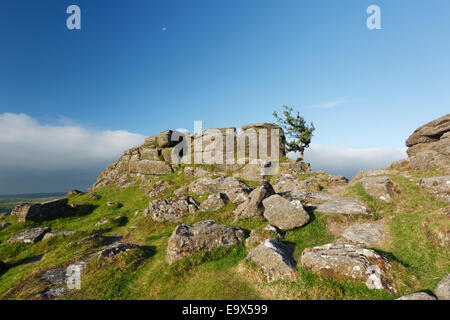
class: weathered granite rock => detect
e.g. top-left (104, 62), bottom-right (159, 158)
top-left (43, 230), bottom-right (82, 240)
top-left (129, 159), bottom-right (173, 175)
top-left (419, 176), bottom-right (450, 203)
top-left (199, 194), bottom-right (226, 212)
top-left (157, 130), bottom-right (179, 148)
top-left (315, 198), bottom-right (372, 215)
top-left (358, 176), bottom-right (395, 201)
top-left (187, 176), bottom-right (252, 205)
top-left (246, 239), bottom-right (297, 282)
top-left (97, 242), bottom-right (141, 258)
top-left (301, 243), bottom-right (396, 294)
top-left (148, 195), bottom-right (197, 222)
top-left (43, 287), bottom-right (68, 299)
top-left (435, 274), bottom-right (450, 300)
top-left (406, 114), bottom-right (450, 147)
top-left (342, 223), bottom-right (385, 246)
top-left (11, 198), bottom-right (72, 222)
top-left (273, 173), bottom-right (312, 193)
top-left (405, 114), bottom-right (450, 170)
top-left (42, 268), bottom-right (66, 285)
top-left (106, 201), bottom-right (120, 207)
top-left (184, 166), bottom-right (223, 178)
top-left (281, 189), bottom-right (338, 202)
top-left (396, 292), bottom-right (436, 300)
top-left (166, 220), bottom-right (246, 263)
top-left (238, 123), bottom-right (286, 157)
top-left (280, 161), bottom-right (311, 174)
top-left (234, 181), bottom-right (275, 219)
top-left (8, 227), bottom-right (51, 243)
top-left (353, 169), bottom-right (392, 181)
top-left (262, 195), bottom-right (310, 230)
top-left (67, 190), bottom-right (84, 196)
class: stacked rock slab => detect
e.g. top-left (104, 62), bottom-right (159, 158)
top-left (166, 220), bottom-right (246, 264)
top-left (11, 198), bottom-right (72, 222)
top-left (405, 113), bottom-right (450, 171)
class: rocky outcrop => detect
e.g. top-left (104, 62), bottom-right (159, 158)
top-left (419, 176), bottom-right (450, 203)
top-left (234, 181), bottom-right (275, 219)
top-left (11, 198), bottom-right (73, 222)
top-left (8, 227), bottom-right (51, 243)
top-left (262, 195), bottom-right (310, 230)
top-left (358, 176), bottom-right (395, 201)
top-left (396, 292), bottom-right (436, 300)
top-left (301, 243), bottom-right (396, 294)
top-left (166, 220), bottom-right (246, 263)
top-left (148, 194), bottom-right (198, 222)
top-left (435, 274), bottom-right (450, 300)
top-left (246, 239), bottom-right (297, 282)
top-left (342, 223), bottom-right (386, 246)
top-left (405, 114), bottom-right (450, 171)
top-left (91, 123), bottom-right (286, 190)
top-left (315, 198), bottom-right (372, 215)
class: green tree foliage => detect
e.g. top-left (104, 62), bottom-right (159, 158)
top-left (273, 105), bottom-right (315, 160)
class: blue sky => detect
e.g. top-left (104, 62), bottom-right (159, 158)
top-left (0, 0), bottom-right (449, 193)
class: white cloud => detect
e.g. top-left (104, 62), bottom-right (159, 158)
top-left (0, 113), bottom-right (145, 194)
top-left (288, 144), bottom-right (407, 179)
top-left (309, 97), bottom-right (349, 109)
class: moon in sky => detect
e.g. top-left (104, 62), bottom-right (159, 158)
top-left (162, 27), bottom-right (167, 31)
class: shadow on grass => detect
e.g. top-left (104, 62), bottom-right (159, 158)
top-left (373, 249), bottom-right (410, 268)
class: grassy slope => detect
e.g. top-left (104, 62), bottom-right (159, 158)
top-left (0, 167), bottom-right (448, 300)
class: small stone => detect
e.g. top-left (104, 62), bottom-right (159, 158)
top-left (262, 195), bottom-right (310, 231)
top-left (396, 292), bottom-right (436, 300)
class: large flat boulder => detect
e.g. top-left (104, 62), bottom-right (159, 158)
top-left (315, 198), bottom-right (372, 215)
top-left (234, 181), bottom-right (275, 219)
top-left (358, 176), bottom-right (395, 201)
top-left (342, 223), bottom-right (386, 246)
top-left (166, 220), bottom-right (246, 264)
top-left (11, 198), bottom-right (72, 222)
top-left (246, 239), bottom-right (297, 282)
top-left (419, 176), bottom-right (450, 203)
top-left (262, 195), bottom-right (310, 231)
top-left (435, 274), bottom-right (450, 300)
top-left (352, 169), bottom-right (391, 181)
top-left (281, 189), bottom-right (338, 202)
top-left (406, 114), bottom-right (450, 147)
top-left (301, 243), bottom-right (396, 294)
top-left (8, 227), bottom-right (51, 244)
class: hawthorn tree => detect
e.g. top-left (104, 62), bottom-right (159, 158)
top-left (273, 105), bottom-right (315, 161)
